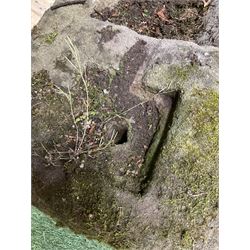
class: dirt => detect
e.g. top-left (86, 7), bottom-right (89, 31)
top-left (91, 0), bottom-right (206, 44)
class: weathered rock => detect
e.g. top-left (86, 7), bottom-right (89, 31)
top-left (197, 0), bottom-right (219, 46)
top-left (32, 1), bottom-right (218, 249)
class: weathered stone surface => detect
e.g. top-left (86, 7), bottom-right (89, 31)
top-left (32, 1), bottom-right (218, 249)
top-left (197, 0), bottom-right (219, 46)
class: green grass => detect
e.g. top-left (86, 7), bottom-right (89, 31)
top-left (32, 206), bottom-right (113, 250)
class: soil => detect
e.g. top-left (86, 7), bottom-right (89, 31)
top-left (98, 25), bottom-right (121, 44)
top-left (91, 0), bottom-right (205, 43)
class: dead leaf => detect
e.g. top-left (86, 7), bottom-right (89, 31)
top-left (138, 25), bottom-right (148, 33)
top-left (110, 9), bottom-right (119, 17)
top-left (89, 123), bottom-right (96, 135)
top-left (156, 5), bottom-right (170, 23)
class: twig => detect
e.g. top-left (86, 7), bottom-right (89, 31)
top-left (122, 82), bottom-right (174, 114)
top-left (187, 190), bottom-right (208, 198)
top-left (93, 8), bottom-right (105, 19)
top-left (103, 85), bottom-right (173, 125)
top-left (202, 0), bottom-right (212, 8)
top-left (54, 84), bottom-right (80, 154)
top-left (90, 130), bottom-right (118, 152)
top-left (40, 143), bottom-right (59, 167)
top-left (76, 127), bottom-right (87, 153)
top-left (51, 0), bottom-right (87, 11)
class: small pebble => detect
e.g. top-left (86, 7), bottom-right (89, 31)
top-left (181, 205), bottom-right (187, 212)
top-left (119, 168), bottom-right (125, 176)
top-left (103, 89), bottom-right (109, 94)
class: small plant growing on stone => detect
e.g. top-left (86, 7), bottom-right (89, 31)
top-left (43, 37), bottom-right (175, 166)
top-left (44, 31), bottom-right (58, 44)
top-left (54, 36), bottom-right (93, 157)
top-left (64, 36), bottom-right (90, 122)
top-left (53, 36), bottom-right (118, 161)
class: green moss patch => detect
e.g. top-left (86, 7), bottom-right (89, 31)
top-left (44, 32), bottom-right (58, 45)
top-left (145, 63), bottom-right (202, 93)
top-left (160, 88), bottom-right (218, 248)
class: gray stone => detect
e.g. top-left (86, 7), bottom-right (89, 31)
top-left (32, 2), bottom-right (218, 249)
top-left (197, 0), bottom-right (219, 46)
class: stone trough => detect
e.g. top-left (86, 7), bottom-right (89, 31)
top-left (32, 0), bottom-right (219, 249)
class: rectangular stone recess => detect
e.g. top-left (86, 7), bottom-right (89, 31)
top-left (109, 91), bottom-right (178, 195)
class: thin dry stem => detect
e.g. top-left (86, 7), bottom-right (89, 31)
top-left (65, 36), bottom-right (89, 122)
top-left (103, 83), bottom-right (174, 125)
top-left (54, 84), bottom-right (80, 154)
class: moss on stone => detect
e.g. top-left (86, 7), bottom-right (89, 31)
top-left (32, 67), bottom-right (130, 247)
top-left (88, 84), bottom-right (115, 119)
top-left (160, 87), bottom-right (218, 248)
top-left (32, 70), bottom-right (73, 146)
top-left (181, 230), bottom-right (194, 249)
top-left (44, 31), bottom-right (58, 45)
top-left (32, 57), bottom-right (218, 249)
top-left (170, 88), bottom-right (218, 195)
top-left (145, 64), bottom-right (202, 92)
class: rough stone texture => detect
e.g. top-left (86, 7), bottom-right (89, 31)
top-left (197, 0), bottom-right (219, 46)
top-left (53, 0), bottom-right (120, 10)
top-left (32, 1), bottom-right (219, 249)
